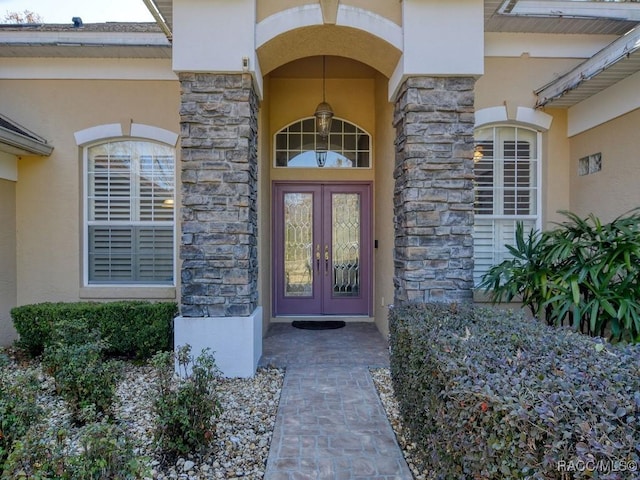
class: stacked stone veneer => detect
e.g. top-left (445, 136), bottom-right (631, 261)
top-left (393, 77), bottom-right (475, 305)
top-left (179, 73), bottom-right (259, 317)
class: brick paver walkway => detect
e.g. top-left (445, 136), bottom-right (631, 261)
top-left (260, 322), bottom-right (413, 480)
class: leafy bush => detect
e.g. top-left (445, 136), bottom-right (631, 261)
top-left (42, 319), bottom-right (122, 424)
top-left (480, 210), bottom-right (640, 342)
top-left (11, 301), bottom-right (177, 358)
top-left (151, 345), bottom-right (222, 461)
top-left (0, 364), bottom-right (42, 472)
top-left (2, 422), bottom-right (147, 479)
top-left (389, 303), bottom-right (640, 479)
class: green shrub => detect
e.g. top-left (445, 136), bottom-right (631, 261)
top-left (1, 425), bottom-right (68, 480)
top-left (389, 303), bottom-right (640, 479)
top-left (481, 210), bottom-right (640, 342)
top-left (11, 301), bottom-right (177, 358)
top-left (42, 319), bottom-right (122, 425)
top-left (151, 345), bottom-right (222, 461)
top-left (0, 365), bottom-right (42, 472)
top-left (2, 422), bottom-right (147, 479)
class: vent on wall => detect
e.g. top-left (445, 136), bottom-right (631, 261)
top-left (578, 153), bottom-right (602, 176)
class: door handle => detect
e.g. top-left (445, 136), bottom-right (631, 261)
top-left (324, 245), bottom-right (329, 275)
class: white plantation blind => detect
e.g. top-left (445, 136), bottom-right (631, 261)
top-left (86, 141), bottom-right (175, 284)
top-left (473, 126), bottom-right (540, 285)
top-left (473, 218), bottom-right (537, 285)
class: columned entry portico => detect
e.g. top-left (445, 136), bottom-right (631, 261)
top-left (169, 0), bottom-right (483, 377)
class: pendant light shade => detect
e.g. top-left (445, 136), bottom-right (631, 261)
top-left (315, 101), bottom-right (333, 138)
top-left (314, 56), bottom-right (333, 138)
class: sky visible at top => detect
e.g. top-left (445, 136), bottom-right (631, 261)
top-left (0, 0), bottom-right (154, 23)
top-left (2, 0), bottom-right (637, 24)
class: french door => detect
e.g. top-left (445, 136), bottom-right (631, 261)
top-left (273, 182), bottom-right (372, 316)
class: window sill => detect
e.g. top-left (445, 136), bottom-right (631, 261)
top-left (79, 286), bottom-right (177, 300)
top-left (473, 289), bottom-right (524, 305)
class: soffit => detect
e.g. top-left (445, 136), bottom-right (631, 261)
top-left (0, 23), bottom-right (171, 59)
top-left (485, 0), bottom-right (639, 35)
top-left (535, 24), bottom-right (640, 107)
top-left (147, 1), bottom-right (640, 107)
top-left (0, 45), bottom-right (170, 58)
top-left (151, 0), bottom-right (639, 36)
top-left (0, 114), bottom-right (53, 156)
top-left (152, 0), bottom-right (173, 30)
top-left (3, 2), bottom-right (638, 107)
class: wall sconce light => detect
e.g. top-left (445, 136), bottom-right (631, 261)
top-left (473, 145), bottom-right (484, 163)
top-left (314, 56), bottom-right (334, 138)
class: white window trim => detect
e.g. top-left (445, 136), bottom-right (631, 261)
top-left (473, 124), bottom-right (543, 285)
top-left (75, 123), bottom-right (178, 147)
top-left (77, 124), bottom-right (178, 289)
top-left (475, 106), bottom-right (552, 131)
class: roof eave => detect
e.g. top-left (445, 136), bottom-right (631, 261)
top-left (0, 127), bottom-right (54, 156)
top-left (535, 23), bottom-right (640, 108)
top-left (144, 0), bottom-right (173, 39)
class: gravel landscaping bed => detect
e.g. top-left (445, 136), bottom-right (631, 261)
top-left (3, 349), bottom-right (424, 480)
top-left (371, 368), bottom-right (431, 480)
top-left (1, 350), bottom-right (284, 479)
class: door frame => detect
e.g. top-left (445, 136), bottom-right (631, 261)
top-left (272, 180), bottom-right (373, 317)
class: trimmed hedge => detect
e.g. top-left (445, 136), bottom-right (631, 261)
top-left (390, 304), bottom-right (640, 480)
top-left (11, 301), bottom-right (177, 359)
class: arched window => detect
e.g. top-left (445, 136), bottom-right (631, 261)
top-left (274, 117), bottom-right (371, 168)
top-left (473, 125), bottom-right (541, 285)
top-left (84, 139), bottom-right (175, 285)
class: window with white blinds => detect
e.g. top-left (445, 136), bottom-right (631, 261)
top-left (86, 140), bottom-right (175, 284)
top-left (473, 126), bottom-right (540, 285)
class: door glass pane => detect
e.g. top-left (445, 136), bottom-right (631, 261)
top-left (332, 193), bottom-right (360, 297)
top-left (284, 193), bottom-right (313, 297)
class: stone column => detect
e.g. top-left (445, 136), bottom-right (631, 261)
top-left (175, 72), bottom-right (261, 377)
top-left (393, 76), bottom-right (475, 306)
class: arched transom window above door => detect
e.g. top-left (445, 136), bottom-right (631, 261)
top-left (274, 117), bottom-right (371, 168)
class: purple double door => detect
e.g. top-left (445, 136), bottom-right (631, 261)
top-left (273, 182), bottom-right (372, 316)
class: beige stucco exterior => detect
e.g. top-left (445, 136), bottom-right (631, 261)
top-left (0, 77), bottom-right (180, 314)
top-left (0, 177), bottom-right (17, 344)
top-left (475, 57), bottom-right (576, 228)
top-left (2, 53), bottom-right (638, 345)
top-left (569, 108), bottom-right (640, 222)
top-left (1, 2), bottom-right (639, 364)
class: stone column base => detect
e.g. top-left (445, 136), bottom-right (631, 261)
top-left (174, 307), bottom-right (263, 378)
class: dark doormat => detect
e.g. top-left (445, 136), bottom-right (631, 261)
top-left (292, 320), bottom-right (346, 330)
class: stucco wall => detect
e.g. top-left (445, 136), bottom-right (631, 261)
top-left (373, 72), bottom-right (396, 336)
top-left (0, 79), bottom-right (180, 308)
top-left (473, 57), bottom-right (575, 310)
top-left (475, 57), bottom-right (574, 226)
top-left (476, 57), bottom-right (580, 112)
top-left (0, 178), bottom-right (17, 345)
top-left (268, 74), bottom-right (376, 183)
top-left (569, 108), bottom-right (640, 222)
top-left (258, 76), bottom-right (272, 333)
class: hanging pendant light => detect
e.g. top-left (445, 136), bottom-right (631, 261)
top-left (314, 56), bottom-right (334, 138)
